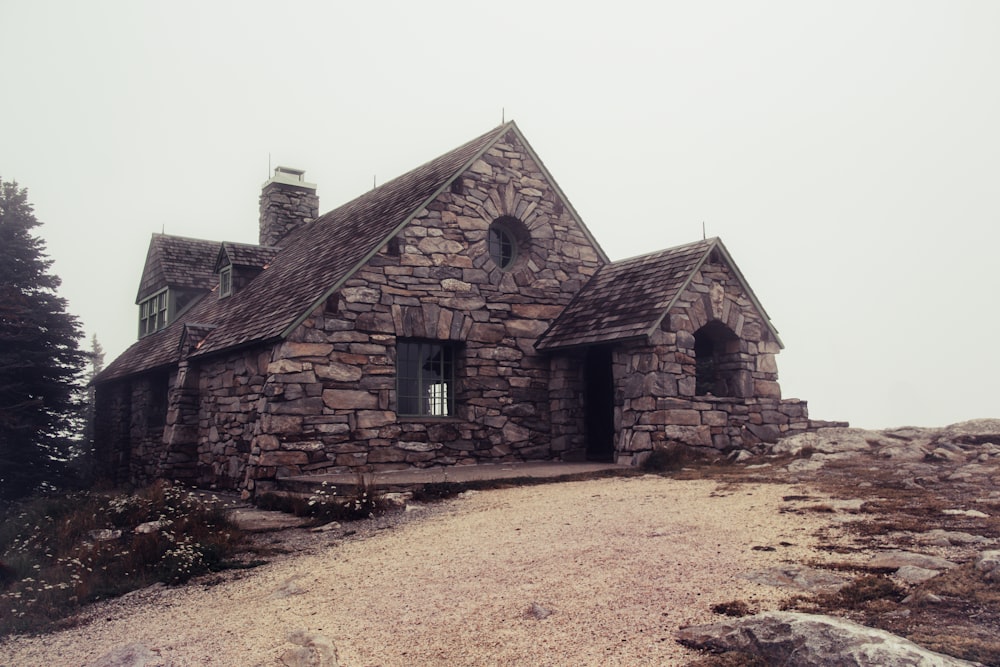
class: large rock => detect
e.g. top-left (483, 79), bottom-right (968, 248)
top-left (676, 611), bottom-right (980, 666)
top-left (280, 629), bottom-right (338, 667)
top-left (868, 550), bottom-right (958, 571)
top-left (940, 419), bottom-right (1000, 445)
top-left (85, 644), bottom-right (162, 667)
top-left (975, 550), bottom-right (1000, 582)
top-left (771, 428), bottom-right (874, 456)
top-left (742, 566), bottom-right (848, 593)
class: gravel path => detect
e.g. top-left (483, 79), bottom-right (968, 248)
top-left (0, 475), bottom-right (837, 666)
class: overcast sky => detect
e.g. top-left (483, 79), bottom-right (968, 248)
top-left (2, 1), bottom-right (998, 429)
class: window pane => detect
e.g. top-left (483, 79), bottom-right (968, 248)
top-left (397, 342), bottom-right (422, 415)
top-left (488, 222), bottom-right (517, 269)
top-left (397, 340), bottom-right (455, 416)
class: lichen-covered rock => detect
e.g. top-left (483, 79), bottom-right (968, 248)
top-left (676, 611), bottom-right (981, 666)
top-left (280, 630), bottom-right (338, 667)
top-left (975, 550), bottom-right (1000, 582)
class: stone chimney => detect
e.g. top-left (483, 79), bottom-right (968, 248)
top-left (259, 166), bottom-right (318, 247)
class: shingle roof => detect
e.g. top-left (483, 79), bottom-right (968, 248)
top-left (97, 285), bottom-right (225, 382)
top-left (98, 122), bottom-right (537, 383)
top-left (535, 237), bottom-right (780, 350)
top-left (136, 234), bottom-right (220, 302)
top-left (189, 122), bottom-right (517, 357)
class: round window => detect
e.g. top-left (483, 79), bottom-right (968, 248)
top-left (488, 216), bottom-right (525, 271)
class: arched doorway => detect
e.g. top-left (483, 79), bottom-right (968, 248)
top-left (693, 321), bottom-right (742, 397)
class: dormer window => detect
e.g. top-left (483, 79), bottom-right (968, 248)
top-left (219, 266), bottom-right (233, 298)
top-left (139, 289), bottom-right (169, 337)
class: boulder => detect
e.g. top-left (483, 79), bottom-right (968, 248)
top-left (742, 566), bottom-right (848, 594)
top-left (942, 508), bottom-right (990, 518)
top-left (975, 550), bottom-right (1000, 582)
top-left (85, 643), bottom-right (162, 667)
top-left (280, 629), bottom-right (338, 667)
top-left (771, 428), bottom-right (873, 456)
top-left (895, 565), bottom-right (941, 584)
top-left (868, 550), bottom-right (958, 571)
top-left (916, 529), bottom-right (990, 547)
top-left (676, 611), bottom-right (980, 666)
top-left (940, 419), bottom-right (1000, 446)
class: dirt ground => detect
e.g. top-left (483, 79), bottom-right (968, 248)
top-left (1, 422), bottom-right (999, 666)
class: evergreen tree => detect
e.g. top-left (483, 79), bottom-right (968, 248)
top-left (77, 333), bottom-right (105, 482)
top-left (0, 179), bottom-right (85, 500)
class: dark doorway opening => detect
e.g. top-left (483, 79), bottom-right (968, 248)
top-left (694, 320), bottom-right (741, 397)
top-left (584, 346), bottom-right (615, 462)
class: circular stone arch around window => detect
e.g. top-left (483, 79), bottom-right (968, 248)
top-left (487, 216), bottom-right (530, 271)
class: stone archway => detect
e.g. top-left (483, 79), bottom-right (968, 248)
top-left (693, 320), bottom-right (745, 397)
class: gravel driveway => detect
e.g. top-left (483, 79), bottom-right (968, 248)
top-left (0, 475), bottom-right (836, 666)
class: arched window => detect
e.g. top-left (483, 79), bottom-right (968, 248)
top-left (693, 321), bottom-right (741, 397)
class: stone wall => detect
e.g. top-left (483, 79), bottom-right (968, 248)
top-left (243, 131), bottom-right (604, 494)
top-left (548, 350), bottom-right (589, 461)
top-left (616, 393), bottom-right (817, 464)
top-left (613, 256), bottom-right (808, 462)
top-left (190, 348), bottom-right (270, 489)
top-left (93, 380), bottom-right (133, 485)
top-left (126, 371), bottom-right (172, 485)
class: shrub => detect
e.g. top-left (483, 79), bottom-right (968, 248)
top-left (257, 475), bottom-right (392, 524)
top-left (837, 575), bottom-right (905, 607)
top-left (0, 483), bottom-right (246, 636)
top-left (642, 443), bottom-right (690, 473)
top-left (711, 599), bottom-right (756, 617)
top-left (410, 481), bottom-right (462, 503)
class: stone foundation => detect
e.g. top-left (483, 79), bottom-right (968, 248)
top-left (617, 396), bottom-right (837, 464)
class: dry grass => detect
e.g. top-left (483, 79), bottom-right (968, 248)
top-left (710, 600), bottom-right (757, 617)
top-left (757, 447), bottom-right (1000, 665)
top-left (685, 652), bottom-right (767, 667)
top-left (0, 482), bottom-right (249, 636)
top-left (641, 443), bottom-right (691, 472)
top-left (256, 475), bottom-right (394, 524)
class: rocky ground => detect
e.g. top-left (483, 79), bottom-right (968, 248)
top-left (1, 420), bottom-right (999, 666)
top-left (678, 419), bottom-right (1000, 666)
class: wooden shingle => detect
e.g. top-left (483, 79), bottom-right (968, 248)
top-left (135, 234), bottom-right (219, 302)
top-left (535, 238), bottom-right (780, 350)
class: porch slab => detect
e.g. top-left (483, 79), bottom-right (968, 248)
top-left (276, 461), bottom-right (631, 495)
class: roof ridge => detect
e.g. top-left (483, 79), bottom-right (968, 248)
top-left (608, 237), bottom-right (717, 266)
top-left (151, 232), bottom-right (224, 245)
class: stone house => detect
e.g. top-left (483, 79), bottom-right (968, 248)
top-left (93, 122), bottom-right (829, 496)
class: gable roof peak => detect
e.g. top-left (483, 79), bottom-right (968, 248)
top-left (536, 235), bottom-right (780, 351)
top-left (136, 233), bottom-right (221, 303)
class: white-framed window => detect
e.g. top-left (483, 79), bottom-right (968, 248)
top-left (219, 266), bottom-right (233, 298)
top-left (138, 290), bottom-right (169, 337)
top-left (396, 339), bottom-right (456, 416)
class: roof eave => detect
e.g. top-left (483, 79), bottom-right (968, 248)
top-left (536, 333), bottom-right (648, 353)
